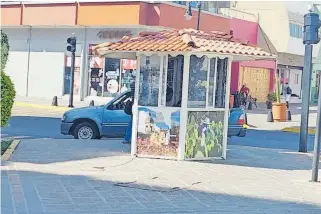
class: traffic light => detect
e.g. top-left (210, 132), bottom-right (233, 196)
top-left (66, 36), bottom-right (76, 52)
top-left (303, 12), bottom-right (321, 45)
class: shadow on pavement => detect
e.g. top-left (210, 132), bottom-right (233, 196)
top-left (229, 129), bottom-right (315, 151)
top-left (1, 169), bottom-right (321, 214)
top-left (10, 139), bottom-right (130, 164)
top-left (210, 145), bottom-right (317, 171)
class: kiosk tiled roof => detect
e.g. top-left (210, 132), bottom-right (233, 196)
top-left (93, 28), bottom-right (274, 57)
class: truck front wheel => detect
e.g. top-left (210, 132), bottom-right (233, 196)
top-left (73, 122), bottom-right (99, 140)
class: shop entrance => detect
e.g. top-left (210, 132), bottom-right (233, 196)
top-left (238, 66), bottom-right (270, 102)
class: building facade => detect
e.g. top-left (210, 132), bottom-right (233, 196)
top-left (232, 1), bottom-right (320, 103)
top-left (2, 1), bottom-right (276, 102)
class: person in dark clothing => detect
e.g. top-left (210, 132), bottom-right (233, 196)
top-left (123, 81), bottom-right (135, 144)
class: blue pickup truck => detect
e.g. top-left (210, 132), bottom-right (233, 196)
top-left (61, 91), bottom-right (247, 139)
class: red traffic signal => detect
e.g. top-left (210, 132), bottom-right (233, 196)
top-left (66, 36), bottom-right (76, 52)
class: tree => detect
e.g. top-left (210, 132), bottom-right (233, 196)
top-left (1, 30), bottom-right (15, 127)
top-left (1, 31), bottom-right (9, 70)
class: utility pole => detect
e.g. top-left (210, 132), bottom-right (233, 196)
top-left (312, 73), bottom-right (321, 182)
top-left (300, 10), bottom-right (320, 152)
top-left (196, 1), bottom-right (201, 30)
top-left (66, 35), bottom-right (77, 108)
top-left (184, 1), bottom-right (202, 30)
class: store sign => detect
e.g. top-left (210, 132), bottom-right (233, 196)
top-left (107, 79), bottom-right (119, 93)
top-left (97, 30), bottom-right (132, 39)
top-left (122, 59), bottom-right (137, 70)
top-left (90, 57), bottom-right (104, 69)
top-left (106, 70), bottom-right (120, 79)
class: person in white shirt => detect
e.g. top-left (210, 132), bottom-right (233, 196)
top-left (284, 83), bottom-right (292, 108)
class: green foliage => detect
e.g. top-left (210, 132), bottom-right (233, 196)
top-left (267, 93), bottom-right (277, 102)
top-left (1, 30), bottom-right (9, 71)
top-left (275, 75), bottom-right (281, 103)
top-left (1, 31), bottom-right (15, 127)
top-left (1, 71), bottom-right (16, 127)
top-left (1, 140), bottom-right (13, 155)
top-left (185, 112), bottom-right (224, 159)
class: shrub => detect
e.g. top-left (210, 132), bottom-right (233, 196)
top-left (1, 31), bottom-right (15, 127)
top-left (1, 71), bottom-right (16, 127)
top-left (1, 30), bottom-right (9, 71)
top-left (267, 93), bottom-right (277, 102)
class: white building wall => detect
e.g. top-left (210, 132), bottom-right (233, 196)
top-left (2, 26), bottom-right (151, 99)
top-left (287, 31), bottom-right (320, 58)
top-left (3, 28), bottom-right (30, 97)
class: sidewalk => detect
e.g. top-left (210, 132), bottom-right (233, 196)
top-left (244, 103), bottom-right (318, 133)
top-left (1, 139), bottom-right (321, 214)
top-left (14, 95), bottom-right (113, 111)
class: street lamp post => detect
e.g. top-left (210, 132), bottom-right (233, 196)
top-left (185, 1), bottom-right (202, 30)
top-left (301, 6), bottom-right (321, 182)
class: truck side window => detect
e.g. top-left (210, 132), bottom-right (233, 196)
top-left (109, 93), bottom-right (130, 110)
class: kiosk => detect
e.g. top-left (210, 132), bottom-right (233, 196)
top-left (93, 29), bottom-right (275, 160)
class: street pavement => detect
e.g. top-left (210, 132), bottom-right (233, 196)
top-left (1, 138), bottom-right (321, 214)
top-left (1, 102), bottom-right (321, 213)
top-left (1, 106), bottom-right (69, 140)
top-left (2, 101), bottom-right (319, 141)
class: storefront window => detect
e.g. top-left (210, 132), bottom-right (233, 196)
top-left (87, 45), bottom-right (137, 97)
top-left (120, 59), bottom-right (137, 93)
top-left (215, 58), bottom-right (228, 108)
top-left (88, 56), bottom-right (104, 96)
top-left (188, 55), bottom-right (209, 108)
top-left (139, 55), bottom-right (161, 106)
top-left (104, 58), bottom-right (121, 97)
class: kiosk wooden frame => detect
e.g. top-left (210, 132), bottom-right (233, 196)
top-left (93, 29), bottom-right (276, 160)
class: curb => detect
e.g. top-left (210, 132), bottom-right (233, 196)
top-left (281, 127), bottom-right (316, 134)
top-left (14, 102), bottom-right (71, 111)
top-left (1, 140), bottom-right (20, 161)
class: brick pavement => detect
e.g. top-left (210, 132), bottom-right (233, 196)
top-left (1, 138), bottom-right (321, 214)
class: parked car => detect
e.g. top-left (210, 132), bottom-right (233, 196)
top-left (61, 91), bottom-right (247, 139)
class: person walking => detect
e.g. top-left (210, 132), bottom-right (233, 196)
top-left (240, 84), bottom-right (250, 106)
top-left (122, 80), bottom-right (135, 144)
top-left (284, 82), bottom-right (292, 108)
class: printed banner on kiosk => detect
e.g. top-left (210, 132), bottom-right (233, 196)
top-left (136, 107), bottom-right (180, 157)
top-left (185, 111), bottom-right (225, 159)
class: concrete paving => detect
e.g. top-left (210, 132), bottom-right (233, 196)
top-left (243, 103), bottom-right (318, 131)
top-left (1, 138), bottom-right (321, 214)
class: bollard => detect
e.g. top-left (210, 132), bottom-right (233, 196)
top-left (267, 110), bottom-right (273, 122)
top-left (286, 110), bottom-right (292, 121)
top-left (89, 100), bottom-right (95, 106)
top-left (51, 96), bottom-right (58, 106)
top-left (244, 113), bottom-right (248, 125)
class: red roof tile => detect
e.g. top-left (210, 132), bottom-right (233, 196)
top-left (93, 29), bottom-right (274, 57)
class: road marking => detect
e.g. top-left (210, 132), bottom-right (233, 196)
top-left (14, 102), bottom-right (71, 111)
top-left (281, 127), bottom-right (316, 134)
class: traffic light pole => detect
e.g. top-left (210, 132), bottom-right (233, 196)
top-left (299, 44), bottom-right (313, 152)
top-left (68, 51), bottom-right (75, 108)
top-left (311, 70), bottom-right (321, 182)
